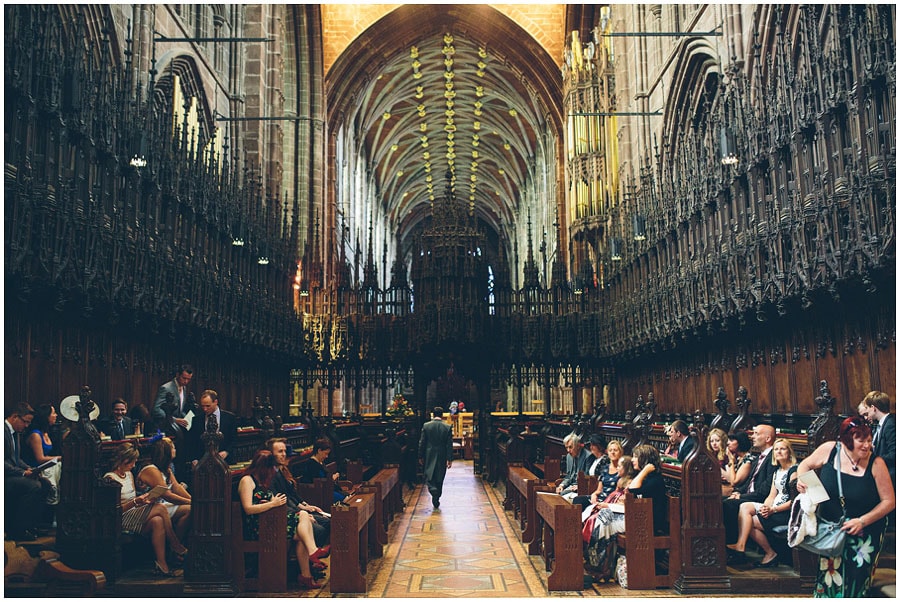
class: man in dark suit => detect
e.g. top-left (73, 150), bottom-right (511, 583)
top-left (665, 420), bottom-right (695, 462)
top-left (189, 389), bottom-right (238, 464)
top-left (865, 390), bottom-right (895, 486)
top-left (151, 364), bottom-right (195, 431)
top-left (4, 403), bottom-right (48, 540)
top-left (97, 398), bottom-right (134, 440)
top-left (418, 406), bottom-right (453, 509)
top-left (723, 424), bottom-right (776, 550)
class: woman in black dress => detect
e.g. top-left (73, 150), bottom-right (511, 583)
top-left (796, 417), bottom-right (894, 597)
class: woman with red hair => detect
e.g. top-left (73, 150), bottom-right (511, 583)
top-left (796, 417), bottom-right (895, 597)
top-left (238, 450), bottom-right (330, 589)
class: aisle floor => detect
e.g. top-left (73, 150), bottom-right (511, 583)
top-left (269, 460), bottom-right (803, 599)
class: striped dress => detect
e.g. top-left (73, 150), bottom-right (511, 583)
top-left (104, 470), bottom-right (153, 534)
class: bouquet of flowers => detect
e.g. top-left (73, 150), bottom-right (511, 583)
top-left (387, 394), bottom-right (414, 418)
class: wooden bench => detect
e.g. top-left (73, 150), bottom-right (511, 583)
top-left (616, 494), bottom-right (681, 590)
top-left (529, 490), bottom-right (584, 591)
top-left (505, 464), bottom-right (542, 543)
top-left (329, 492), bottom-right (381, 593)
top-left (577, 471), bottom-right (599, 497)
top-left (230, 500), bottom-right (288, 593)
top-left (360, 465), bottom-right (401, 546)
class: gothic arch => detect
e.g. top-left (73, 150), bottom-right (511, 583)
top-left (662, 40), bottom-right (721, 160)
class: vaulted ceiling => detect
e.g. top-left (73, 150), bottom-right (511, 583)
top-left (325, 4), bottom-right (564, 256)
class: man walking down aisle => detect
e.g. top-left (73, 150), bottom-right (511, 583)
top-left (419, 406), bottom-right (453, 509)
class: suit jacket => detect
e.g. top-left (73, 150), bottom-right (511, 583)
top-left (4, 422), bottom-right (31, 477)
top-left (152, 378), bottom-right (195, 424)
top-left (97, 416), bottom-right (134, 440)
top-left (560, 447), bottom-right (592, 490)
top-left (736, 447), bottom-right (776, 503)
top-left (677, 436), bottom-right (696, 463)
top-left (188, 409), bottom-right (238, 461)
top-left (874, 413), bottom-right (896, 484)
top-left (418, 418), bottom-right (453, 482)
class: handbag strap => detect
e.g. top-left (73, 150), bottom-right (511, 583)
top-left (834, 442), bottom-right (845, 519)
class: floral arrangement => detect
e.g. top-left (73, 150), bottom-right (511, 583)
top-left (387, 393), bottom-right (414, 418)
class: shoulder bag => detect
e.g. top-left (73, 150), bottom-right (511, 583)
top-left (794, 443), bottom-right (846, 558)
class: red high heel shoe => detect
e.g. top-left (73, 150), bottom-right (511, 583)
top-left (297, 575), bottom-right (321, 589)
top-left (309, 545), bottom-right (331, 562)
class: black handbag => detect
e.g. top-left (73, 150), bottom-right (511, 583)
top-left (796, 443), bottom-right (846, 558)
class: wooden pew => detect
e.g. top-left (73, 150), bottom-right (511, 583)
top-left (616, 494), bottom-right (681, 590)
top-left (530, 490), bottom-right (584, 591)
top-left (360, 465), bottom-right (401, 546)
top-left (577, 471), bottom-right (599, 497)
top-left (330, 492), bottom-right (381, 593)
top-left (296, 476), bottom-right (333, 510)
top-left (230, 501), bottom-right (288, 593)
top-left (505, 464), bottom-right (542, 543)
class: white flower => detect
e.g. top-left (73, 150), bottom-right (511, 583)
top-left (852, 535), bottom-right (875, 568)
top-left (820, 556), bottom-right (843, 588)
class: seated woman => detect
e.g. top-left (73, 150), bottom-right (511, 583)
top-left (727, 438), bottom-right (798, 567)
top-left (298, 438), bottom-right (347, 504)
top-left (575, 439), bottom-right (624, 509)
top-left (584, 444), bottom-right (666, 580)
top-left (724, 431), bottom-right (753, 495)
top-left (137, 437), bottom-right (192, 545)
top-left (583, 455), bottom-right (635, 538)
top-left (103, 442), bottom-right (188, 577)
top-left (23, 403), bottom-right (63, 505)
top-left (239, 449), bottom-right (330, 589)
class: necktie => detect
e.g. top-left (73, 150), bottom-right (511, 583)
top-left (873, 421), bottom-right (881, 446)
top-left (747, 450), bottom-right (768, 493)
top-left (13, 431), bottom-right (21, 463)
top-left (115, 421), bottom-right (124, 440)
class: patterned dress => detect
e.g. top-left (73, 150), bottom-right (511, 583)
top-left (242, 477), bottom-right (300, 541)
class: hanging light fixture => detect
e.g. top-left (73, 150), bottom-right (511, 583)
top-left (632, 214), bottom-right (646, 241)
top-left (610, 237), bottom-right (622, 261)
top-left (720, 126), bottom-right (739, 165)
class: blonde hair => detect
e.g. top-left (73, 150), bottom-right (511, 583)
top-left (771, 438), bottom-right (797, 466)
top-left (707, 428), bottom-right (728, 463)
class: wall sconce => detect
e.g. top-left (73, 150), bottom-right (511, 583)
top-left (257, 255), bottom-right (270, 266)
top-left (632, 214), bottom-right (646, 241)
top-left (610, 237), bottom-right (622, 261)
top-left (720, 126), bottom-right (739, 166)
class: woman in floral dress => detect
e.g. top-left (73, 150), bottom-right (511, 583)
top-left (796, 417), bottom-right (894, 597)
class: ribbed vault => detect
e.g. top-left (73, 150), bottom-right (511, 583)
top-left (325, 4), bottom-right (563, 268)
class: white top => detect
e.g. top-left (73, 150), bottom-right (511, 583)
top-left (104, 470), bottom-right (136, 502)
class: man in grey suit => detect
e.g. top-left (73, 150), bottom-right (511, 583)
top-left (152, 364), bottom-right (195, 430)
top-left (419, 406), bottom-right (453, 509)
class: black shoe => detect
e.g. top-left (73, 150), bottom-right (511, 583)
top-left (754, 555), bottom-right (779, 568)
top-left (726, 550), bottom-right (746, 565)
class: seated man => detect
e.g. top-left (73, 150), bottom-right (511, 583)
top-left (556, 432), bottom-right (591, 500)
top-left (266, 437), bottom-right (330, 548)
top-left (97, 398), bottom-right (134, 440)
top-left (722, 424), bottom-right (776, 550)
top-left (5, 403), bottom-right (50, 540)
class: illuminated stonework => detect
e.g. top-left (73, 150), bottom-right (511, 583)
top-left (321, 4), bottom-right (565, 75)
